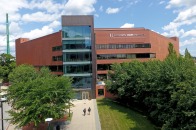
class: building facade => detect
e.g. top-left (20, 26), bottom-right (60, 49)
top-left (95, 28), bottom-right (179, 81)
top-left (15, 15), bottom-right (179, 99)
top-left (61, 15), bottom-right (96, 99)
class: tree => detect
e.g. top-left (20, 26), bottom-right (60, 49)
top-left (106, 44), bottom-right (196, 129)
top-left (7, 65), bottom-right (74, 128)
top-left (0, 53), bottom-right (16, 83)
top-left (184, 48), bottom-right (192, 59)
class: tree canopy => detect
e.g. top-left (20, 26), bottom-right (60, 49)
top-left (106, 47), bottom-right (196, 129)
top-left (0, 53), bottom-right (16, 82)
top-left (7, 64), bottom-right (73, 127)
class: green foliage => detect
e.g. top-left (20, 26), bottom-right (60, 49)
top-left (106, 48), bottom-right (196, 129)
top-left (8, 64), bottom-right (37, 84)
top-left (168, 42), bottom-right (177, 57)
top-left (7, 65), bottom-right (73, 127)
top-left (184, 48), bottom-right (192, 59)
top-left (0, 53), bottom-right (16, 82)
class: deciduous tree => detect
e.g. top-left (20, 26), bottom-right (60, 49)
top-left (0, 53), bottom-right (16, 83)
top-left (7, 65), bottom-right (73, 128)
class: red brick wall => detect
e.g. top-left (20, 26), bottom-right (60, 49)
top-left (96, 85), bottom-right (105, 98)
top-left (96, 85), bottom-right (116, 99)
top-left (94, 28), bottom-right (179, 75)
top-left (15, 31), bottom-right (63, 67)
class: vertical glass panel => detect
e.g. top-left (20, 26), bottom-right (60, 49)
top-left (65, 64), bottom-right (92, 73)
top-left (72, 76), bottom-right (92, 88)
top-left (62, 26), bottom-right (91, 38)
top-left (63, 52), bottom-right (91, 62)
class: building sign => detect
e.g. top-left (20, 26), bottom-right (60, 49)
top-left (110, 33), bottom-right (144, 37)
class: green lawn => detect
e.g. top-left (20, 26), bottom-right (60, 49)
top-left (97, 98), bottom-right (156, 130)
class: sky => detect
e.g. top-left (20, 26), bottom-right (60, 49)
top-left (0, 0), bottom-right (196, 57)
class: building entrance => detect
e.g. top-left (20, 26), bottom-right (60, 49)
top-left (82, 91), bottom-right (89, 100)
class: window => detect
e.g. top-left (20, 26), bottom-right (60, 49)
top-left (66, 64), bottom-right (92, 74)
top-left (48, 65), bottom-right (63, 72)
top-left (52, 56), bottom-right (62, 61)
top-left (97, 64), bottom-right (111, 70)
top-left (52, 46), bottom-right (62, 51)
top-left (98, 89), bottom-right (104, 96)
top-left (62, 26), bottom-right (91, 38)
top-left (64, 52), bottom-right (91, 62)
top-left (72, 76), bottom-right (92, 88)
top-left (62, 40), bottom-right (91, 49)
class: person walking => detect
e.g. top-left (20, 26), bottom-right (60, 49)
top-left (88, 107), bottom-right (91, 115)
top-left (83, 108), bottom-right (86, 116)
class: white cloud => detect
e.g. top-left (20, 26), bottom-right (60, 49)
top-left (180, 37), bottom-right (196, 47)
top-left (9, 22), bottom-right (22, 34)
top-left (163, 22), bottom-right (179, 31)
top-left (48, 20), bottom-right (60, 28)
top-left (64, 0), bottom-right (97, 15)
top-left (162, 28), bottom-right (184, 37)
top-left (28, 0), bottom-right (64, 13)
top-left (0, 35), bottom-right (6, 47)
top-left (0, 34), bottom-right (17, 55)
top-left (0, 0), bottom-right (98, 56)
top-left (182, 29), bottom-right (196, 37)
top-left (163, 5), bottom-right (196, 31)
top-left (0, 0), bottom-right (27, 23)
top-left (94, 14), bottom-right (99, 17)
top-left (0, 24), bottom-right (6, 34)
top-left (166, 0), bottom-right (196, 8)
top-left (22, 12), bottom-right (59, 22)
top-left (174, 6), bottom-right (196, 23)
top-left (99, 6), bottom-right (103, 12)
top-left (120, 23), bottom-right (134, 28)
top-left (22, 25), bottom-right (53, 40)
top-left (159, 1), bottom-right (165, 5)
top-left (106, 7), bottom-right (120, 14)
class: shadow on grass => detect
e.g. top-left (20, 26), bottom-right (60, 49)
top-left (97, 98), bottom-right (159, 130)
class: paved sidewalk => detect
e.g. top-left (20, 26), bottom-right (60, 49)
top-left (66, 99), bottom-right (101, 130)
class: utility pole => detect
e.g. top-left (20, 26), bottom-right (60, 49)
top-left (6, 13), bottom-right (10, 54)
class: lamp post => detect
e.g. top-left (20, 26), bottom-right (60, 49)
top-left (0, 97), bottom-right (7, 130)
top-left (45, 118), bottom-right (53, 130)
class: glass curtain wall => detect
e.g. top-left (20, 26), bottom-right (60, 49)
top-left (62, 26), bottom-right (92, 89)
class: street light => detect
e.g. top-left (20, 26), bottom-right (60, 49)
top-left (0, 97), bottom-right (7, 130)
top-left (45, 118), bottom-right (53, 130)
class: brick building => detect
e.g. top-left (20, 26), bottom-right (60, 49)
top-left (15, 15), bottom-right (179, 99)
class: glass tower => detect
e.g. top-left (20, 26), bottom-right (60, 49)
top-left (61, 16), bottom-right (96, 99)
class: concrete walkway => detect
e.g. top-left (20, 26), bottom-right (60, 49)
top-left (66, 99), bottom-right (101, 130)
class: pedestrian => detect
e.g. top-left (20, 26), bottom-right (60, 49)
top-left (83, 108), bottom-right (86, 116)
top-left (88, 107), bottom-right (91, 115)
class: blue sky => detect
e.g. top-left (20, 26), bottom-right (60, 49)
top-left (0, 0), bottom-right (196, 56)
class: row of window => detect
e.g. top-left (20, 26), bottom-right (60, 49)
top-left (53, 53), bottom-right (155, 62)
top-left (63, 52), bottom-right (92, 62)
top-left (48, 65), bottom-right (63, 72)
top-left (53, 43), bottom-right (150, 51)
top-left (62, 40), bottom-right (91, 49)
top-left (96, 43), bottom-right (151, 49)
top-left (52, 46), bottom-right (62, 51)
top-left (97, 64), bottom-right (112, 70)
top-left (62, 44), bottom-right (91, 50)
top-left (65, 64), bottom-right (92, 74)
top-left (52, 56), bottom-right (62, 61)
top-left (97, 53), bottom-right (156, 59)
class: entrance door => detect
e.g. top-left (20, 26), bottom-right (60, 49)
top-left (82, 91), bottom-right (89, 100)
